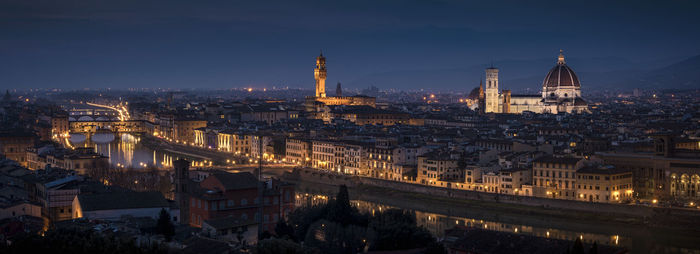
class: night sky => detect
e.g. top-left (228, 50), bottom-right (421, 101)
top-left (1, 0), bottom-right (699, 90)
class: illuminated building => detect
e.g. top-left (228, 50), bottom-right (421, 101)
top-left (499, 168), bottom-right (532, 195)
top-left (312, 140), bottom-right (336, 170)
top-left (305, 52), bottom-right (376, 114)
top-left (478, 50), bottom-right (589, 114)
top-left (326, 105), bottom-right (410, 125)
top-left (532, 156), bottom-right (583, 200)
top-left (597, 134), bottom-right (700, 202)
top-left (187, 171), bottom-right (295, 233)
top-left (50, 112), bottom-right (69, 138)
top-left (285, 138), bottom-right (312, 166)
top-left (0, 129), bottom-right (37, 167)
top-left (576, 165), bottom-right (633, 203)
top-left (417, 150), bottom-right (463, 187)
top-left (217, 130), bottom-right (251, 154)
top-left (173, 118), bottom-right (207, 145)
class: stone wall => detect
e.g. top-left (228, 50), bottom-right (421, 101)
top-left (359, 177), bottom-right (653, 217)
top-left (288, 168), bottom-right (700, 221)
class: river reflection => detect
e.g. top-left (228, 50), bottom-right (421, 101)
top-left (294, 187), bottom-right (700, 254)
top-left (68, 133), bottom-right (211, 169)
top-left (295, 192), bottom-right (626, 247)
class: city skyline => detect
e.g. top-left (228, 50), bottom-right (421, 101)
top-left (2, 1), bottom-right (700, 253)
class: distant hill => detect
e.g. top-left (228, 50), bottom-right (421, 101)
top-left (612, 54), bottom-right (700, 90)
top-left (344, 55), bottom-right (698, 92)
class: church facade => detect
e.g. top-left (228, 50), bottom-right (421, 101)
top-left (305, 52), bottom-right (376, 112)
top-left (478, 50), bottom-right (589, 114)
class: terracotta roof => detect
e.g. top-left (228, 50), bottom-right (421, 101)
top-left (210, 172), bottom-right (259, 191)
top-left (77, 191), bottom-right (168, 211)
top-left (542, 63), bottom-right (580, 88)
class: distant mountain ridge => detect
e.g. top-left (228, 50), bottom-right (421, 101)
top-left (345, 55), bottom-right (699, 92)
top-left (616, 54), bottom-right (700, 90)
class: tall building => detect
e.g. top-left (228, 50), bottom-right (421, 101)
top-left (174, 159), bottom-right (190, 225)
top-left (187, 171), bottom-right (295, 233)
top-left (305, 52), bottom-right (376, 113)
top-left (478, 50), bottom-right (589, 114)
top-left (484, 67), bottom-right (499, 113)
top-left (314, 51), bottom-right (327, 97)
top-left (596, 134), bottom-right (700, 202)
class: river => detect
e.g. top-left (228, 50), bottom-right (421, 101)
top-left (68, 133), bottom-right (214, 169)
top-left (72, 133), bottom-right (700, 254)
top-left (293, 181), bottom-right (700, 254)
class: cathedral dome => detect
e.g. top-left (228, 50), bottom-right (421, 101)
top-left (542, 50), bottom-right (580, 88)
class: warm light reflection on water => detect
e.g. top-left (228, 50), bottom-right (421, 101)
top-left (69, 133), bottom-right (208, 169)
top-left (295, 192), bottom-right (628, 247)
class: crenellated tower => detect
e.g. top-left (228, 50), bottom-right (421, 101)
top-left (314, 51), bottom-right (327, 97)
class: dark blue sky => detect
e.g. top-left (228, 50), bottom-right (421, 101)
top-left (1, 0), bottom-right (699, 90)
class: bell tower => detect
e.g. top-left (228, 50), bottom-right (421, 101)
top-left (174, 159), bottom-right (190, 225)
top-left (314, 51), bottom-right (327, 98)
top-left (485, 66), bottom-right (500, 113)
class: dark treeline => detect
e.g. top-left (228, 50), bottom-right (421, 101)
top-left (257, 185), bottom-right (446, 254)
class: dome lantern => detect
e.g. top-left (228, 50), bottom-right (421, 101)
top-left (557, 49), bottom-right (565, 65)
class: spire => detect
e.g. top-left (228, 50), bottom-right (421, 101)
top-left (319, 49), bottom-right (323, 57)
top-left (557, 49), bottom-right (565, 65)
top-left (336, 82), bottom-right (343, 97)
top-left (478, 78), bottom-right (484, 99)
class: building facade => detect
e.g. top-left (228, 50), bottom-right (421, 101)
top-left (576, 166), bottom-right (634, 203)
top-left (305, 52), bottom-right (376, 113)
top-left (532, 156), bottom-right (583, 200)
top-left (478, 50), bottom-right (589, 114)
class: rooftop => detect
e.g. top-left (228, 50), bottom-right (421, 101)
top-left (77, 191), bottom-right (169, 212)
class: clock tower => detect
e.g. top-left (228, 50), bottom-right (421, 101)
top-left (314, 51), bottom-right (327, 97)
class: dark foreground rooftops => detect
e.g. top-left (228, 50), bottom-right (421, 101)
top-left (77, 191), bottom-right (168, 211)
top-left (209, 171), bottom-right (259, 191)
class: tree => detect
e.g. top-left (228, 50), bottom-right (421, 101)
top-left (326, 185), bottom-right (354, 225)
top-left (275, 219), bottom-right (296, 241)
top-left (571, 237), bottom-right (584, 254)
top-left (326, 185), bottom-right (367, 226)
top-left (288, 205), bottom-right (328, 241)
top-left (156, 208), bottom-right (175, 241)
top-left (260, 231), bottom-right (273, 240)
top-left (369, 209), bottom-right (434, 251)
top-left (589, 241), bottom-right (598, 254)
top-left (303, 219), bottom-right (374, 254)
top-left (423, 241), bottom-right (447, 254)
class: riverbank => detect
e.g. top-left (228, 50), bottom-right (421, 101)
top-left (286, 171), bottom-right (700, 253)
top-left (283, 168), bottom-right (700, 232)
top-left (140, 135), bottom-right (243, 164)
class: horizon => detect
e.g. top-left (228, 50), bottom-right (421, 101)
top-left (2, 0), bottom-right (699, 90)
